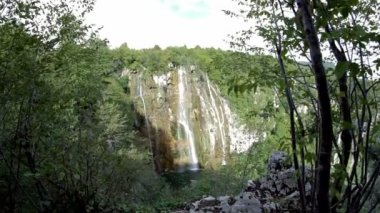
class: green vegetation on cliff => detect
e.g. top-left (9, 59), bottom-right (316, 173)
top-left (112, 45), bottom-right (284, 130)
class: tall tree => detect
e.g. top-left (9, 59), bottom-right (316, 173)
top-left (226, 0), bottom-right (380, 212)
top-left (296, 1), bottom-right (334, 211)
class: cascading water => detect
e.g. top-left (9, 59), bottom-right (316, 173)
top-left (177, 68), bottom-right (199, 170)
top-left (130, 68), bottom-right (258, 171)
top-left (223, 99), bottom-right (258, 153)
top-left (137, 73), bottom-right (152, 144)
top-left (196, 87), bottom-right (216, 157)
top-left (206, 76), bottom-right (227, 165)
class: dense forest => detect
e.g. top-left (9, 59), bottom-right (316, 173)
top-left (0, 0), bottom-right (380, 212)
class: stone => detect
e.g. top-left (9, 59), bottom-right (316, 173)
top-left (230, 198), bottom-right (262, 213)
top-left (218, 203), bottom-right (231, 212)
top-left (268, 151), bottom-right (289, 171)
top-left (217, 196), bottom-right (231, 205)
top-left (227, 196), bottom-right (237, 205)
top-left (198, 196), bottom-right (218, 209)
top-left (247, 180), bottom-right (255, 187)
top-left (262, 202), bottom-right (278, 212)
top-left (120, 69), bottom-right (130, 77)
top-left (184, 203), bottom-right (194, 210)
top-left (305, 182), bottom-right (312, 195)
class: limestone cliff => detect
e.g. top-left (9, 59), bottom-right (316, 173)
top-left (127, 65), bottom-right (261, 172)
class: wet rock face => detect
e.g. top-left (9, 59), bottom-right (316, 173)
top-left (180, 152), bottom-right (313, 212)
top-left (128, 68), bottom-right (260, 171)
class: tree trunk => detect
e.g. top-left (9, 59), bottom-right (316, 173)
top-left (276, 45), bottom-right (307, 212)
top-left (326, 29), bottom-right (353, 212)
top-left (296, 0), bottom-right (334, 212)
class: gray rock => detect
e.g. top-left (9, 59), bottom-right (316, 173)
top-left (284, 191), bottom-right (300, 200)
top-left (231, 197), bottom-right (262, 213)
top-left (198, 196), bottom-right (218, 209)
top-left (219, 203), bottom-right (232, 212)
top-left (217, 195), bottom-right (231, 205)
top-left (262, 202), bottom-right (278, 212)
top-left (268, 151), bottom-right (289, 171)
top-left (305, 182), bottom-right (312, 195)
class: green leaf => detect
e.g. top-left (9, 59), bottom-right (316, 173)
top-left (305, 152), bottom-right (314, 163)
top-left (341, 121), bottom-right (353, 130)
top-left (334, 61), bottom-right (349, 79)
top-left (23, 172), bottom-right (35, 177)
top-left (349, 0), bottom-right (359, 6)
top-left (340, 7), bottom-right (351, 18)
top-left (348, 62), bottom-right (360, 77)
top-left (281, 49), bottom-right (288, 58)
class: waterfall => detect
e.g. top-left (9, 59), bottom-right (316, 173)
top-left (206, 76), bottom-right (227, 165)
top-left (196, 87), bottom-right (216, 157)
top-left (131, 68), bottom-right (258, 171)
top-left (137, 73), bottom-right (152, 144)
top-left (223, 99), bottom-right (258, 153)
top-left (195, 74), bottom-right (228, 165)
top-left (177, 67), bottom-right (199, 170)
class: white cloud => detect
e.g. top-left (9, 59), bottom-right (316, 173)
top-left (85, 0), bottom-right (251, 49)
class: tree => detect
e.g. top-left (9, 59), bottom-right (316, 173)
top-left (0, 0), bottom-right (146, 211)
top-left (226, 0), bottom-right (380, 212)
top-left (296, 1), bottom-right (334, 211)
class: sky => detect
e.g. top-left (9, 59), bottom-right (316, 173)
top-left (86, 0), bottom-right (250, 49)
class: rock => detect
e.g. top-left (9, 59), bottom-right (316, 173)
top-left (218, 203), bottom-right (231, 212)
top-left (305, 182), bottom-right (312, 195)
top-left (179, 152), bottom-right (313, 212)
top-left (262, 202), bottom-right (278, 212)
top-left (230, 197), bottom-right (262, 213)
top-left (120, 69), bottom-right (130, 77)
top-left (247, 180), bottom-right (254, 187)
top-left (268, 151), bottom-right (290, 171)
top-left (184, 203), bottom-right (194, 210)
top-left (227, 196), bottom-right (237, 205)
top-left (198, 196), bottom-right (218, 209)
top-left (217, 195), bottom-right (231, 205)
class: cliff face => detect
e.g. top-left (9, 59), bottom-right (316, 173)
top-left (128, 66), bottom-right (259, 172)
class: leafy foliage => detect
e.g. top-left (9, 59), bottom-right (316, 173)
top-left (0, 1), bottom-right (288, 210)
top-left (226, 0), bottom-right (380, 212)
top-left (0, 1), bottom-right (165, 211)
top-left (4, 0), bottom-right (379, 212)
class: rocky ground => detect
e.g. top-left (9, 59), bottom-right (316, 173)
top-left (173, 151), bottom-right (312, 213)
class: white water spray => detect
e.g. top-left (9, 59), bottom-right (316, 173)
top-left (177, 68), bottom-right (199, 170)
top-left (206, 77), bottom-right (227, 165)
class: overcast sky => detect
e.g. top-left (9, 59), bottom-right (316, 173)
top-left (86, 0), bottom-right (250, 49)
